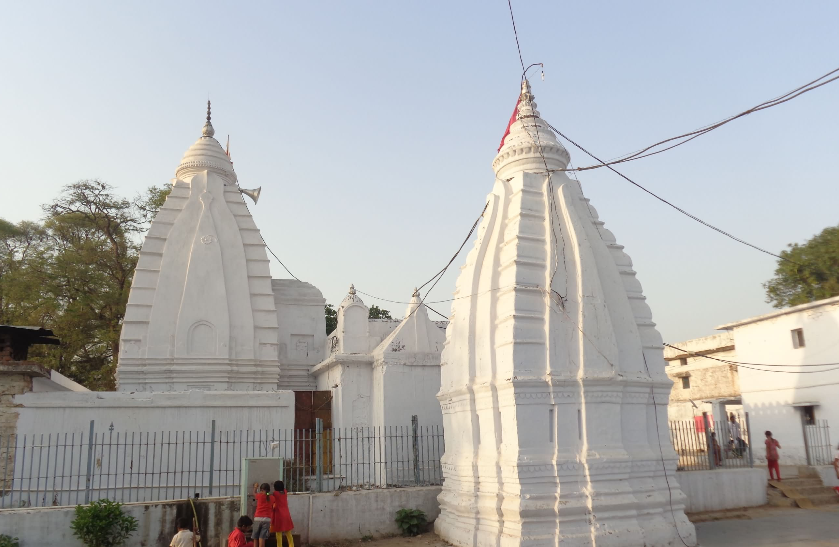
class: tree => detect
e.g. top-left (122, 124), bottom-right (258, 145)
top-left (0, 180), bottom-right (171, 390)
top-left (368, 304), bottom-right (392, 320)
top-left (324, 304), bottom-right (337, 334)
top-left (764, 224), bottom-right (839, 308)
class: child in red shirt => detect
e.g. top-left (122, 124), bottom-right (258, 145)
top-left (271, 480), bottom-right (295, 547)
top-left (252, 483), bottom-right (273, 547)
top-left (228, 516), bottom-right (254, 547)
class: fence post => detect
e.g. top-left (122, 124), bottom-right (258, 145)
top-left (208, 420), bottom-right (216, 496)
top-left (411, 415), bottom-right (420, 485)
top-left (84, 420), bottom-right (94, 504)
top-left (702, 412), bottom-right (715, 470)
top-left (744, 412), bottom-right (754, 468)
top-left (315, 419), bottom-right (323, 493)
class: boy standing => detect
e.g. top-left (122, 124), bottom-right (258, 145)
top-left (765, 431), bottom-right (781, 481)
top-left (170, 517), bottom-right (200, 547)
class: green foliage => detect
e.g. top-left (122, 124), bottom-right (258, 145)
top-left (368, 305), bottom-right (392, 320)
top-left (325, 304), bottom-right (338, 334)
top-left (0, 534), bottom-right (20, 547)
top-left (395, 508), bottom-right (427, 536)
top-left (0, 180), bottom-right (170, 389)
top-left (763, 224), bottom-right (839, 308)
top-left (70, 499), bottom-right (138, 547)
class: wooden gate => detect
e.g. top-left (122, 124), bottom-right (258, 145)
top-left (294, 391), bottom-right (333, 475)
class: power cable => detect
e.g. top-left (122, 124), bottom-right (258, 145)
top-left (240, 194), bottom-right (300, 281)
top-left (416, 202), bottom-right (489, 293)
top-left (561, 66), bottom-right (839, 173)
top-left (545, 121), bottom-right (798, 265)
top-left (506, 0), bottom-right (525, 72)
top-left (356, 285), bottom-right (510, 306)
top-left (664, 343), bottom-right (839, 372)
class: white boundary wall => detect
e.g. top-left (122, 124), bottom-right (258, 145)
top-left (0, 486), bottom-right (442, 546)
top-left (0, 469), bottom-right (768, 545)
top-left (676, 468), bottom-right (767, 512)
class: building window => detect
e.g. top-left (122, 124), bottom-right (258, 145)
top-left (791, 328), bottom-right (805, 349)
top-left (679, 357), bottom-right (688, 367)
top-left (681, 376), bottom-right (690, 389)
top-left (802, 405), bottom-right (816, 425)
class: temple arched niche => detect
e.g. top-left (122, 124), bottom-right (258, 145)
top-left (188, 320), bottom-right (216, 356)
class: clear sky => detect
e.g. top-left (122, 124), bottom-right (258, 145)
top-left (1, 1), bottom-right (837, 343)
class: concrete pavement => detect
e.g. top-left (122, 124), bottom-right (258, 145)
top-left (695, 506), bottom-right (839, 546)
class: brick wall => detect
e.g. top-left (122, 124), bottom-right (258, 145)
top-left (0, 368), bottom-right (39, 495)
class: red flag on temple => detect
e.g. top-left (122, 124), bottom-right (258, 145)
top-left (497, 97), bottom-right (521, 152)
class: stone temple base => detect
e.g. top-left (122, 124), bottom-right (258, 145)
top-left (116, 357), bottom-right (281, 392)
top-left (435, 469), bottom-right (697, 547)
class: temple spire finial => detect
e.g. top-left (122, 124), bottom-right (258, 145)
top-left (202, 100), bottom-right (215, 138)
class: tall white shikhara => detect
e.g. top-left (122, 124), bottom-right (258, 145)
top-left (435, 81), bottom-right (696, 546)
top-left (117, 107), bottom-right (281, 392)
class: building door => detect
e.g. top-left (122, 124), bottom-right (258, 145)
top-left (294, 391), bottom-right (333, 476)
top-left (800, 406), bottom-right (831, 465)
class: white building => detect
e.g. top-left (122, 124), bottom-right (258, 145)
top-left (435, 80), bottom-right (694, 547)
top-left (312, 286), bottom-right (446, 432)
top-left (718, 296), bottom-right (839, 466)
top-left (663, 332), bottom-right (741, 422)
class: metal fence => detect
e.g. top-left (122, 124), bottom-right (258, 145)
top-left (0, 417), bottom-right (444, 508)
top-left (669, 413), bottom-right (753, 471)
top-left (804, 420), bottom-right (832, 466)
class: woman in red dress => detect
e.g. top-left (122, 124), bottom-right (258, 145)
top-left (271, 480), bottom-right (295, 547)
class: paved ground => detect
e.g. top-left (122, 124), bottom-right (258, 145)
top-left (693, 505), bottom-right (839, 546)
top-left (331, 505), bottom-right (839, 547)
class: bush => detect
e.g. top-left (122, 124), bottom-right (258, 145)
top-left (0, 535), bottom-right (20, 547)
top-left (395, 508), bottom-right (427, 536)
top-left (70, 499), bottom-right (138, 547)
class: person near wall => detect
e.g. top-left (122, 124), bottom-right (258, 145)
top-left (170, 517), bottom-right (200, 547)
top-left (710, 432), bottom-right (722, 467)
top-left (228, 515), bottom-right (255, 547)
top-left (728, 413), bottom-right (745, 457)
top-left (765, 431), bottom-right (782, 481)
top-left (271, 480), bottom-right (295, 547)
top-left (833, 444), bottom-right (839, 481)
top-left (252, 483), bottom-right (273, 547)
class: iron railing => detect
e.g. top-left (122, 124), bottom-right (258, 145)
top-left (0, 417), bottom-right (444, 508)
top-left (804, 420), bottom-right (832, 466)
top-left (669, 412), bottom-right (754, 471)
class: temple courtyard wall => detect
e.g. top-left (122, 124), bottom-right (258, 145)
top-left (0, 470), bottom-right (767, 546)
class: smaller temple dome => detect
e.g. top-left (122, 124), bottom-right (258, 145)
top-left (175, 101), bottom-right (237, 183)
top-left (341, 284), bottom-right (365, 307)
top-left (405, 288), bottom-right (422, 317)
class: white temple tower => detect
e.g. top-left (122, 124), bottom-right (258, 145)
top-left (435, 82), bottom-right (696, 546)
top-left (116, 104), bottom-right (281, 392)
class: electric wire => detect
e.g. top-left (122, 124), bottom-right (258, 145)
top-left (240, 193), bottom-right (300, 281)
top-left (560, 66), bottom-right (839, 173)
top-left (664, 343), bottom-right (839, 372)
top-left (356, 285), bottom-right (510, 306)
top-left (506, 0), bottom-right (525, 72)
top-left (416, 202), bottom-right (489, 293)
top-left (545, 121), bottom-right (798, 266)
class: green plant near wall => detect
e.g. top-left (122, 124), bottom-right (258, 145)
top-left (0, 535), bottom-right (20, 547)
top-left (395, 508), bottom-right (427, 536)
top-left (70, 499), bottom-right (139, 547)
